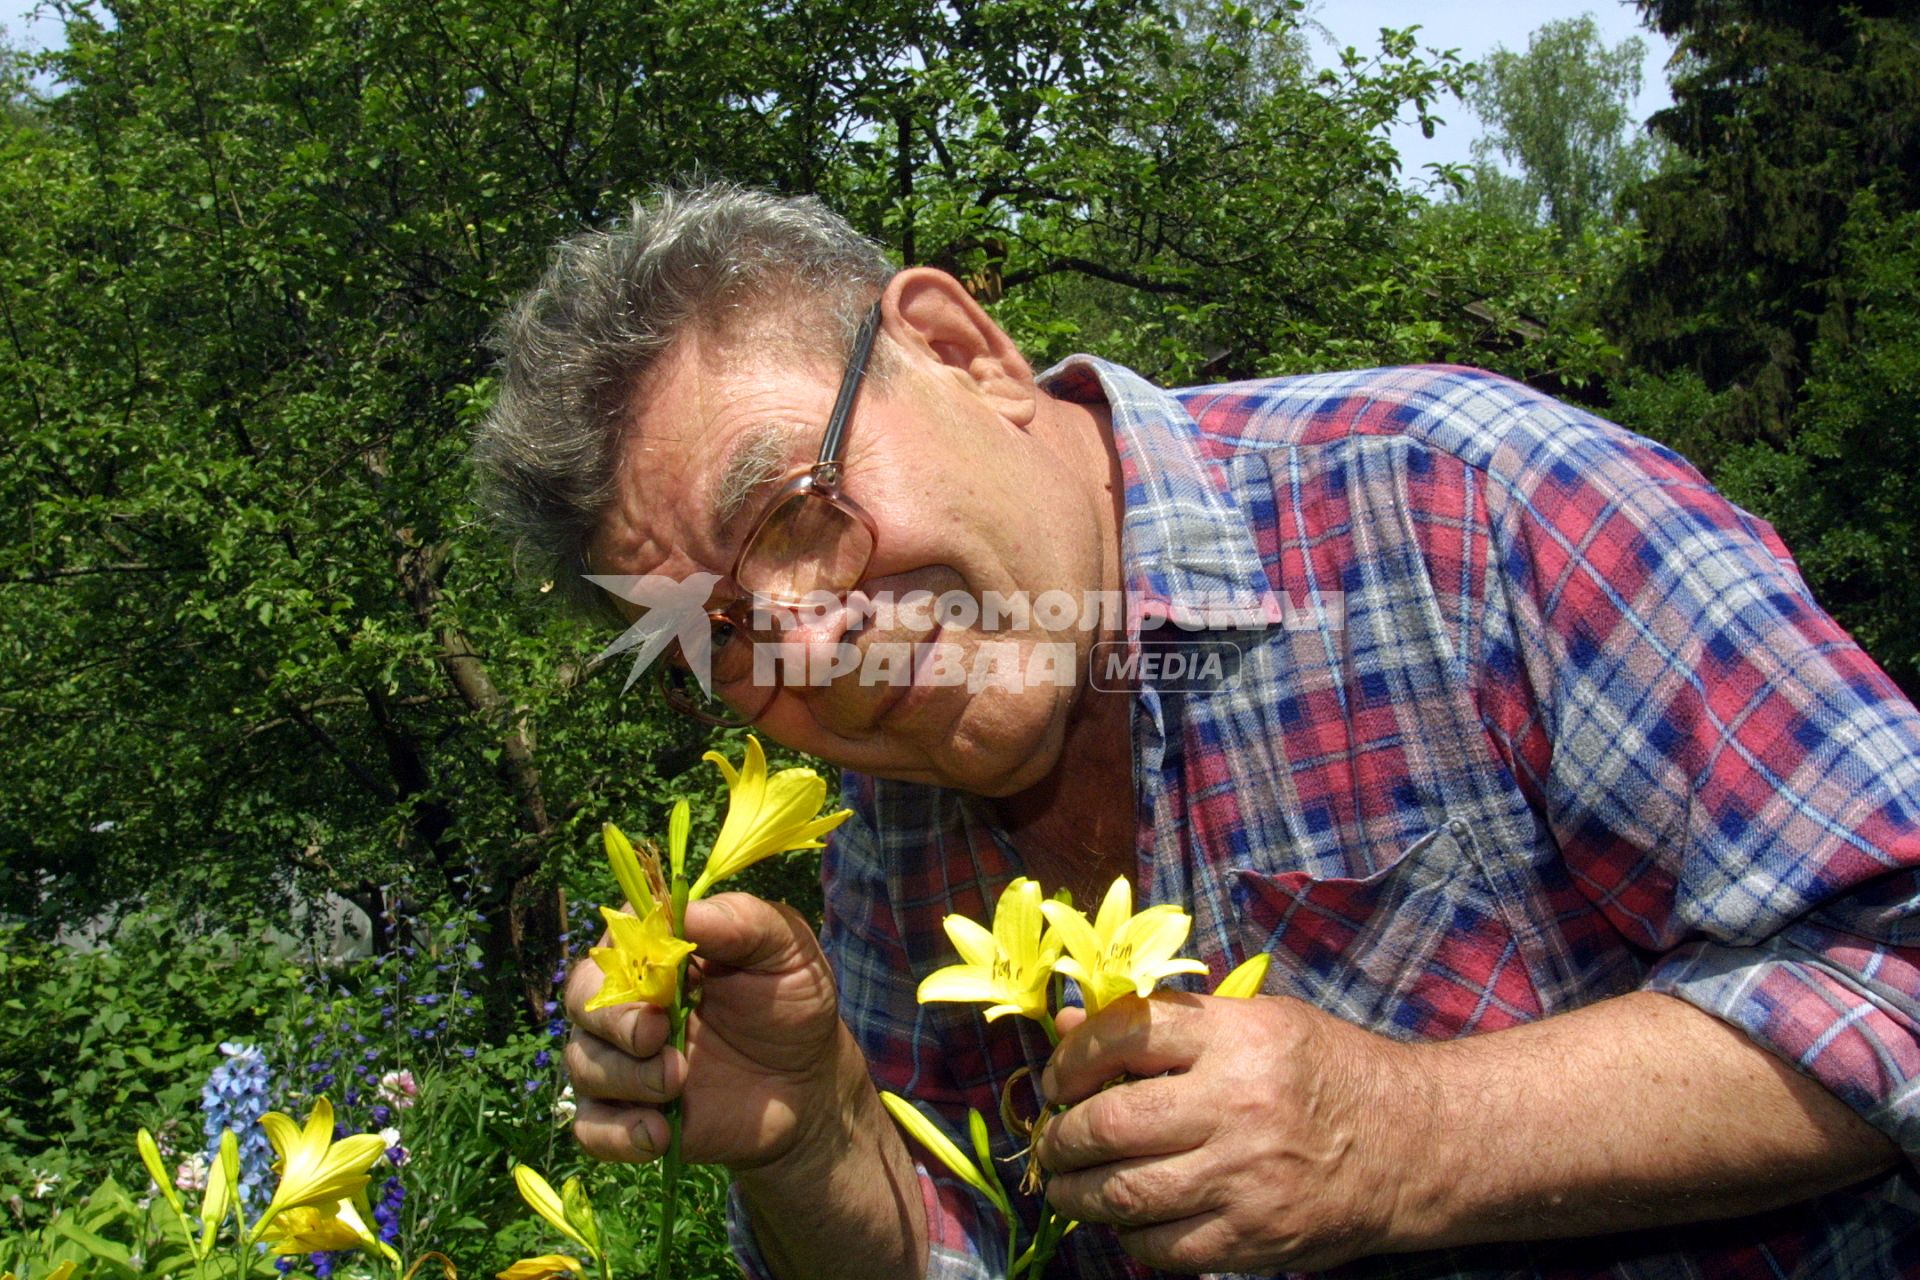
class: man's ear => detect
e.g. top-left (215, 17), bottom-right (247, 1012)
top-left (881, 267), bottom-right (1036, 427)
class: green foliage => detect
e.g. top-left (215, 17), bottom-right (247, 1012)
top-left (0, 1173), bottom-right (222, 1280)
top-left (0, 909), bottom-right (739, 1278)
top-left (0, 918), bottom-right (304, 1228)
top-left (1464, 14), bottom-right (1661, 242)
top-left (1609, 1), bottom-right (1920, 447)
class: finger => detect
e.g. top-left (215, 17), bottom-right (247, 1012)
top-left (681, 892), bottom-right (817, 974)
top-left (1116, 1208), bottom-right (1241, 1275)
top-left (563, 1030), bottom-right (684, 1105)
top-left (1039, 1074), bottom-right (1202, 1174)
top-left (564, 959), bottom-right (671, 1060)
top-left (572, 1097), bottom-right (667, 1164)
top-left (1044, 1146), bottom-right (1221, 1230)
top-left (1043, 992), bottom-right (1206, 1106)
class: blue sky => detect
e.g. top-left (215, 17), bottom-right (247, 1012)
top-left (7, 0), bottom-right (1675, 184)
top-left (1305, 0), bottom-right (1676, 184)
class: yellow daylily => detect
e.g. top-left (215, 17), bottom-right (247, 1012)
top-left (585, 902), bottom-right (699, 1012)
top-left (1038, 877), bottom-right (1208, 1017)
top-left (512, 1165), bottom-right (596, 1256)
top-left (135, 1127), bottom-right (185, 1219)
top-left (256, 1196), bottom-right (398, 1263)
top-left (1212, 952), bottom-right (1271, 998)
top-left (878, 1092), bottom-right (1008, 1216)
top-left (917, 878), bottom-right (1062, 1022)
top-left (667, 797), bottom-right (691, 882)
top-left (202, 1128), bottom-right (239, 1256)
top-left (602, 821), bottom-right (664, 916)
top-left (252, 1097), bottom-right (389, 1236)
top-left (689, 736), bottom-right (852, 900)
top-left (497, 1255), bottom-right (585, 1280)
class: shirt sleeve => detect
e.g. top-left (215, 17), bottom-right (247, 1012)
top-left (1482, 391), bottom-right (1920, 1156)
top-left (723, 778), bottom-right (1006, 1280)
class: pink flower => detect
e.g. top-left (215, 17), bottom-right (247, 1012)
top-left (377, 1070), bottom-right (419, 1109)
top-left (174, 1155), bottom-right (209, 1193)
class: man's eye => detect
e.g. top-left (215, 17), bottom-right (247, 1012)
top-left (710, 617), bottom-right (739, 650)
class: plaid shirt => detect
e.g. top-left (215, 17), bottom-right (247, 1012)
top-left (728, 360), bottom-right (1920, 1279)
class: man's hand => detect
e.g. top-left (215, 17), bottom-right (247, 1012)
top-left (563, 891), bottom-right (930, 1280)
top-left (1038, 988), bottom-right (1902, 1275)
top-left (564, 891), bottom-right (845, 1170)
top-left (1037, 992), bottom-right (1424, 1275)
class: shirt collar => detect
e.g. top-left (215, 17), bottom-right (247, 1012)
top-left (1038, 355), bottom-right (1275, 630)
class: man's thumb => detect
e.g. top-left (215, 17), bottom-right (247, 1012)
top-left (680, 891), bottom-right (814, 973)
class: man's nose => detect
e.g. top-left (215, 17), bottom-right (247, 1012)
top-left (765, 590), bottom-right (864, 689)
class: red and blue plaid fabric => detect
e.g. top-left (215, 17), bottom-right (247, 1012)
top-left (727, 360), bottom-right (1920, 1278)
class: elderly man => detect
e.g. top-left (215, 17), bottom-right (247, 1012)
top-left (474, 186), bottom-right (1920, 1279)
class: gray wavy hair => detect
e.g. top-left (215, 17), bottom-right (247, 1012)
top-left (472, 184), bottom-right (896, 615)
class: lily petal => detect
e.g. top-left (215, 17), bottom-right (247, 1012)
top-left (513, 1165), bottom-right (594, 1253)
top-left (940, 914), bottom-right (1000, 969)
top-left (916, 964), bottom-right (1004, 1005)
top-left (1213, 953), bottom-right (1271, 998)
top-left (497, 1256), bottom-right (585, 1280)
top-left (878, 1092), bottom-right (1007, 1215)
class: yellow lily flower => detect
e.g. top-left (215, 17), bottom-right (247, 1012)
top-left (512, 1165), bottom-right (596, 1256)
top-left (585, 902), bottom-right (698, 1011)
top-left (878, 1092), bottom-right (1008, 1216)
top-left (688, 736), bottom-right (852, 900)
top-left (1212, 952), bottom-right (1271, 998)
top-left (497, 1255), bottom-right (585, 1280)
top-left (256, 1196), bottom-right (398, 1263)
top-left (1038, 877), bottom-right (1208, 1016)
top-left (917, 878), bottom-right (1062, 1022)
top-left (602, 821), bottom-right (664, 916)
top-left (252, 1097), bottom-right (389, 1236)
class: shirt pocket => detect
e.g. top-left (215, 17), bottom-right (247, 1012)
top-left (1232, 819), bottom-right (1546, 1039)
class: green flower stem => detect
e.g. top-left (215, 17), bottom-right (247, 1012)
top-left (653, 871), bottom-right (694, 1280)
top-left (653, 999), bottom-right (689, 1280)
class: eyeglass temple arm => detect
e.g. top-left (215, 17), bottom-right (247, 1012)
top-left (814, 302), bottom-right (883, 469)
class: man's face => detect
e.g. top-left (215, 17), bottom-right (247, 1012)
top-left (586, 315), bottom-right (1113, 796)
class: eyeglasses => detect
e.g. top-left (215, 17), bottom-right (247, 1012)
top-left (657, 302), bottom-right (884, 727)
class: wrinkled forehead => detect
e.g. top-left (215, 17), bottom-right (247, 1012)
top-left (584, 321), bottom-right (837, 584)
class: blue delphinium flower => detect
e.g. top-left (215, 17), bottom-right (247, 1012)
top-left (201, 1042), bottom-right (276, 1211)
top-left (373, 1174), bottom-right (405, 1246)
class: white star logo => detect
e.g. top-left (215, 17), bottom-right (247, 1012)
top-left (584, 572), bottom-right (727, 696)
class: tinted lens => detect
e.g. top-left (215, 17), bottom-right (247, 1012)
top-left (708, 614), bottom-right (756, 687)
top-left (738, 492), bottom-right (873, 603)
